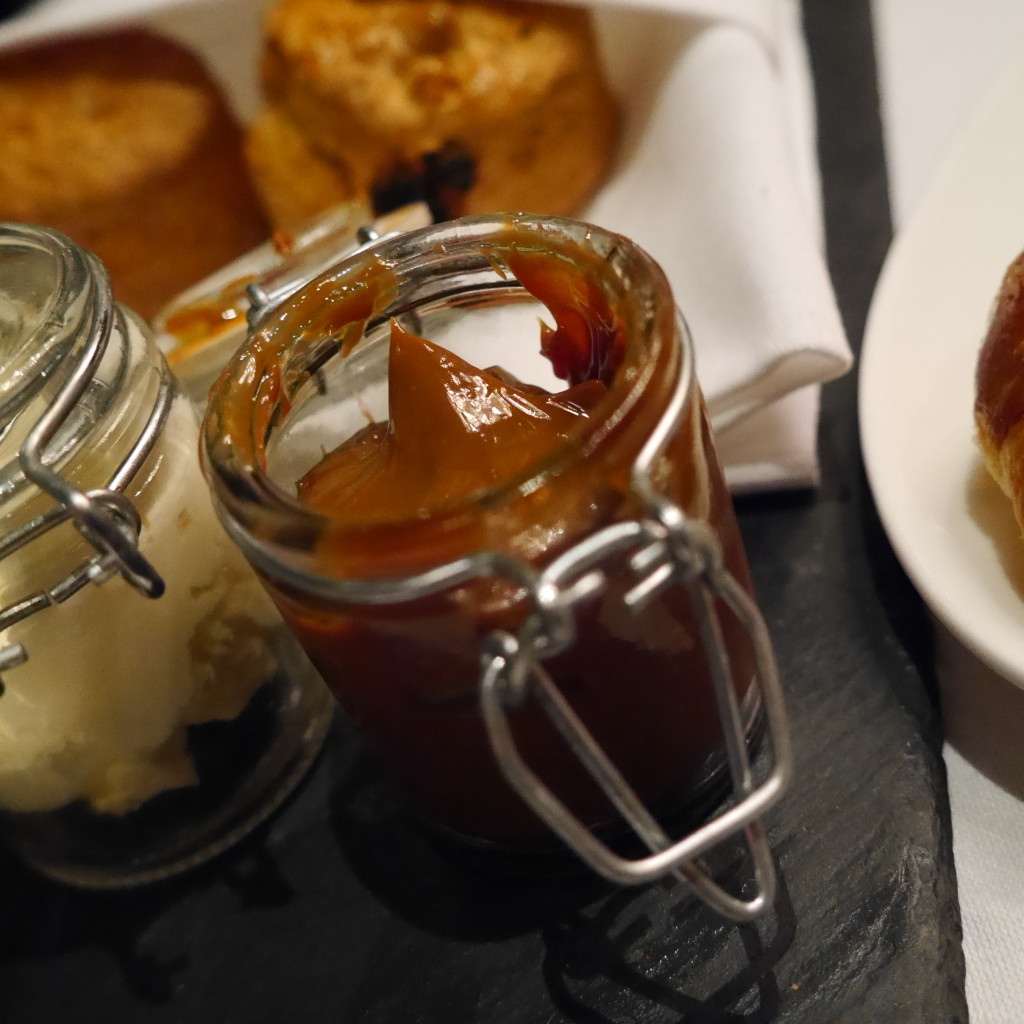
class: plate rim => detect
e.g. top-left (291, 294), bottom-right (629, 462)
top-left (860, 52), bottom-right (1024, 688)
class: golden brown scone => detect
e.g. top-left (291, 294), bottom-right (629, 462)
top-left (976, 251), bottom-right (1024, 532)
top-left (249, 0), bottom-right (618, 230)
top-left (0, 30), bottom-right (268, 318)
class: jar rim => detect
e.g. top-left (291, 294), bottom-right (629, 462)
top-left (202, 214), bottom-right (689, 580)
top-left (0, 223), bottom-right (93, 424)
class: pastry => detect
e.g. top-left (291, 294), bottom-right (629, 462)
top-left (975, 250), bottom-right (1024, 531)
top-left (0, 29), bottom-right (268, 318)
top-left (246, 0), bottom-right (619, 234)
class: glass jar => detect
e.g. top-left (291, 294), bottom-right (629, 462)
top-left (0, 223), bottom-right (333, 888)
top-left (202, 214), bottom-right (790, 917)
top-left (151, 202), bottom-right (432, 407)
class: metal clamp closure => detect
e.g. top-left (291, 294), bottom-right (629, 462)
top-left (245, 204), bottom-right (432, 330)
top-left (478, 501), bottom-right (791, 921)
top-left (472, 334), bottom-right (792, 919)
top-left (0, 262), bottom-right (170, 679)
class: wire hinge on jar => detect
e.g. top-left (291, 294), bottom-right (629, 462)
top-left (479, 506), bottom-right (790, 922)
top-left (244, 204), bottom-right (432, 331)
top-left (0, 249), bottom-right (171, 680)
top-left (474, 347), bottom-right (792, 923)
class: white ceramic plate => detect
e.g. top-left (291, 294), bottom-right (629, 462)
top-left (861, 57), bottom-right (1024, 687)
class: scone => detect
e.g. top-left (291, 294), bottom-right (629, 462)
top-left (976, 250), bottom-right (1024, 533)
top-left (0, 29), bottom-right (268, 318)
top-left (247, 0), bottom-right (618, 234)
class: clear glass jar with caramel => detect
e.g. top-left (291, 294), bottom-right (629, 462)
top-left (202, 214), bottom-right (790, 917)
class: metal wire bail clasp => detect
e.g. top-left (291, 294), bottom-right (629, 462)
top-left (0, 239), bottom-right (170, 677)
top-left (479, 507), bottom-right (792, 921)
top-left (19, 268), bottom-right (165, 599)
top-left (477, 339), bottom-right (793, 922)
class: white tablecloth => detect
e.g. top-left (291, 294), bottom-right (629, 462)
top-left (872, 2), bottom-right (1024, 1019)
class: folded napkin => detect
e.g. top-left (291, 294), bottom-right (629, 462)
top-left (1, 0), bottom-right (850, 492)
top-left (577, 0), bottom-right (851, 491)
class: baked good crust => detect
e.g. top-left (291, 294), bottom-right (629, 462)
top-left (976, 250), bottom-right (1024, 531)
top-left (0, 29), bottom-right (268, 318)
top-left (244, 104), bottom-right (363, 235)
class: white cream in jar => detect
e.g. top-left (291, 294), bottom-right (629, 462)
top-left (0, 232), bottom-right (278, 816)
top-left (0, 392), bottom-right (280, 815)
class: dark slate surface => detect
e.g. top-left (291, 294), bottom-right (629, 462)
top-left (0, 2), bottom-right (967, 1021)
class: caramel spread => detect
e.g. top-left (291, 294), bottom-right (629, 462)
top-left (298, 322), bottom-right (607, 523)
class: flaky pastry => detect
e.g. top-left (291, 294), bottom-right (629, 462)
top-left (976, 251), bottom-right (1024, 531)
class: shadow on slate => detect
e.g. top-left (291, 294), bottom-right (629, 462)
top-left (731, 2), bottom-right (965, 1022)
top-left (320, 711), bottom-right (798, 1021)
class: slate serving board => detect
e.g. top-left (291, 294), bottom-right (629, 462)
top-left (0, 2), bottom-right (967, 1021)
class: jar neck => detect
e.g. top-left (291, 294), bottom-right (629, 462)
top-left (203, 214), bottom-right (687, 584)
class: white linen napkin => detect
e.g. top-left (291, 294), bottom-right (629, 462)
top-left (0, 0), bottom-right (850, 492)
top-left (579, 0), bottom-right (851, 491)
